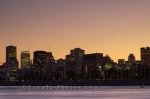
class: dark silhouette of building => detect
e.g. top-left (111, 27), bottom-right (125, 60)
top-left (47, 52), bottom-right (55, 67)
top-left (141, 47), bottom-right (150, 65)
top-left (2, 45), bottom-right (150, 83)
top-left (32, 51), bottom-right (55, 80)
top-left (128, 53), bottom-right (136, 69)
top-left (118, 59), bottom-right (125, 69)
top-left (82, 53), bottom-right (104, 80)
top-left (118, 59), bottom-right (125, 65)
top-left (128, 54), bottom-right (136, 65)
top-left (6, 46), bottom-right (18, 76)
top-left (21, 51), bottom-right (31, 69)
top-left (65, 54), bottom-right (76, 80)
top-left (66, 48), bottom-right (85, 80)
top-left (33, 51), bottom-right (48, 70)
top-left (46, 52), bottom-right (55, 80)
top-left (55, 58), bottom-right (66, 80)
top-left (71, 48), bottom-right (85, 79)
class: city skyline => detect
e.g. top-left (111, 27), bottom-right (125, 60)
top-left (1, 45), bottom-right (150, 83)
top-left (1, 0), bottom-right (150, 63)
top-left (0, 44), bottom-right (149, 65)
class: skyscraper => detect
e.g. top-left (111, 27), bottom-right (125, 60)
top-left (47, 52), bottom-right (55, 65)
top-left (65, 48), bottom-right (85, 80)
top-left (141, 47), bottom-right (150, 65)
top-left (33, 51), bottom-right (55, 70)
top-left (6, 46), bottom-right (18, 74)
top-left (46, 52), bottom-right (55, 72)
top-left (21, 51), bottom-right (31, 69)
top-left (70, 48), bottom-right (85, 58)
top-left (70, 48), bottom-right (85, 74)
top-left (33, 51), bottom-right (48, 70)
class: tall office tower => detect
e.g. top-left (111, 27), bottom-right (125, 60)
top-left (70, 48), bottom-right (85, 72)
top-left (21, 51), bottom-right (31, 69)
top-left (70, 48), bottom-right (85, 58)
top-left (33, 51), bottom-right (55, 70)
top-left (141, 47), bottom-right (150, 65)
top-left (6, 46), bottom-right (19, 74)
top-left (47, 52), bottom-right (55, 65)
top-left (46, 52), bottom-right (55, 72)
top-left (65, 48), bottom-right (85, 80)
top-left (33, 51), bottom-right (48, 70)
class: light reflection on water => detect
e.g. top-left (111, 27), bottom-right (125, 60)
top-left (0, 86), bottom-right (150, 99)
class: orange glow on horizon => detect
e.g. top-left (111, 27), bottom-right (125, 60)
top-left (0, 0), bottom-right (150, 63)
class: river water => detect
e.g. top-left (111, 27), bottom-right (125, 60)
top-left (0, 86), bottom-right (150, 99)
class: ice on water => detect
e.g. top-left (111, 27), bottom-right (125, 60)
top-left (0, 86), bottom-right (150, 99)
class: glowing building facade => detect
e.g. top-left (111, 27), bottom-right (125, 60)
top-left (141, 47), bottom-right (150, 65)
top-left (21, 51), bottom-right (31, 69)
top-left (6, 46), bottom-right (18, 75)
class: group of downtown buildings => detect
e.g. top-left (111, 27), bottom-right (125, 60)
top-left (1, 45), bottom-right (150, 82)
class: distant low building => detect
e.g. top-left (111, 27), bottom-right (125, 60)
top-left (82, 53), bottom-right (104, 80)
top-left (55, 58), bottom-right (66, 80)
top-left (118, 59), bottom-right (125, 65)
top-left (118, 59), bottom-right (125, 69)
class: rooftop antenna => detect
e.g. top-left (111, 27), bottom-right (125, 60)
top-left (49, 44), bottom-right (51, 52)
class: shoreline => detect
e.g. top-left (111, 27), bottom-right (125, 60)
top-left (0, 80), bottom-right (148, 86)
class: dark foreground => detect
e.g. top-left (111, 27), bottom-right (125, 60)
top-left (0, 80), bottom-right (149, 86)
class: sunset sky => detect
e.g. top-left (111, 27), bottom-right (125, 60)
top-left (1, 0), bottom-right (150, 63)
